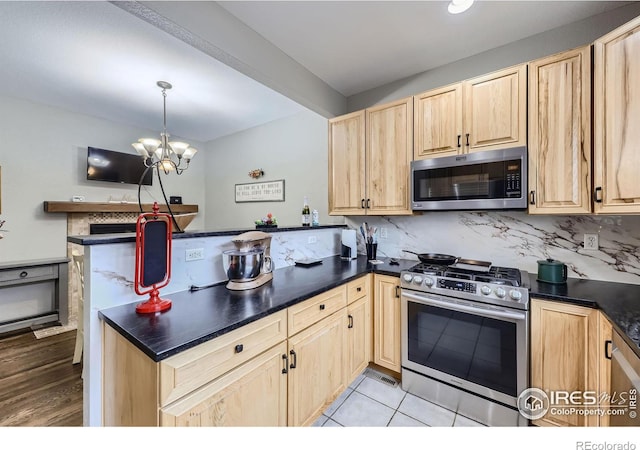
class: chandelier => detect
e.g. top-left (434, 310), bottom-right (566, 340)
top-left (132, 81), bottom-right (197, 175)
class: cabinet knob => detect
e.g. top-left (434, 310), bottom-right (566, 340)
top-left (319, 304), bottom-right (325, 310)
top-left (235, 344), bottom-right (244, 353)
top-left (356, 287), bottom-right (362, 292)
top-left (20, 271), bottom-right (28, 278)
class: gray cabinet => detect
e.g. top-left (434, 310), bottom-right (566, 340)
top-left (0, 258), bottom-right (69, 333)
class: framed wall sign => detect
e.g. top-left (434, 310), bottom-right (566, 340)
top-left (235, 179), bottom-right (285, 203)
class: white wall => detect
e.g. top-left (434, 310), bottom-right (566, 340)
top-left (0, 95), bottom-right (206, 263)
top-left (203, 109), bottom-right (344, 229)
top-left (347, 3), bottom-right (640, 111)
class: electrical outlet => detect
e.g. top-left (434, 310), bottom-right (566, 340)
top-left (584, 234), bottom-right (598, 251)
top-left (185, 248), bottom-right (204, 261)
top-left (380, 227), bottom-right (388, 239)
top-left (308, 236), bottom-right (317, 244)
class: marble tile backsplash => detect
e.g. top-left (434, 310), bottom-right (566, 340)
top-left (347, 212), bottom-right (640, 285)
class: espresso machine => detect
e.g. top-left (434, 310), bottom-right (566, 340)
top-left (223, 231), bottom-right (273, 290)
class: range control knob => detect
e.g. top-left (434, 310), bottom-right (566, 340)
top-left (413, 276), bottom-right (424, 285)
top-left (495, 287), bottom-right (506, 298)
top-left (509, 290), bottom-right (523, 301)
top-left (480, 285), bottom-right (492, 295)
top-left (402, 274), bottom-right (413, 283)
top-left (424, 277), bottom-right (435, 287)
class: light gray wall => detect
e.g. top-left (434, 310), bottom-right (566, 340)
top-left (203, 109), bottom-right (344, 229)
top-left (347, 2), bottom-right (640, 111)
top-left (117, 1), bottom-right (347, 118)
top-left (0, 94), bottom-right (205, 263)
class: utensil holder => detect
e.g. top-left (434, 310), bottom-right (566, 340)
top-left (366, 243), bottom-right (377, 261)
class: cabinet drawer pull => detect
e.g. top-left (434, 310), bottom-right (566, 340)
top-left (289, 349), bottom-right (297, 369)
top-left (605, 340), bottom-right (612, 360)
top-left (319, 304), bottom-right (325, 310)
top-left (282, 354), bottom-right (289, 374)
top-left (20, 271), bottom-right (28, 278)
top-left (348, 314), bottom-right (354, 329)
top-left (234, 344), bottom-right (244, 353)
top-left (594, 187), bottom-right (603, 203)
top-left (529, 191), bottom-right (535, 205)
top-left (356, 287), bottom-right (362, 292)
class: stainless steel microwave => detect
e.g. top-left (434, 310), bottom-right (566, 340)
top-left (411, 147), bottom-right (527, 211)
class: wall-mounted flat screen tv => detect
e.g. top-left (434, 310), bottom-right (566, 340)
top-left (87, 146), bottom-right (152, 186)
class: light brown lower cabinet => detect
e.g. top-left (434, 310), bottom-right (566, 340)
top-left (102, 275), bottom-right (375, 427)
top-left (287, 310), bottom-right (347, 426)
top-left (373, 274), bottom-right (401, 373)
top-left (530, 298), bottom-right (612, 427)
top-left (160, 341), bottom-right (288, 426)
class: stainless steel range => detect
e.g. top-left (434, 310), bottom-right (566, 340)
top-left (400, 261), bottom-right (530, 426)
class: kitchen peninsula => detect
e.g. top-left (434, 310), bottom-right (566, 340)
top-left (97, 253), bottom-right (640, 426)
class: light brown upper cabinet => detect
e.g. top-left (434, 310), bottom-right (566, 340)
top-left (594, 15), bottom-right (640, 214)
top-left (528, 46), bottom-right (592, 214)
top-left (329, 97), bottom-right (413, 216)
top-left (413, 83), bottom-right (463, 159)
top-left (413, 64), bottom-right (527, 160)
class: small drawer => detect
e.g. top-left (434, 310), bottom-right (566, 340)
top-left (288, 285), bottom-right (347, 336)
top-left (0, 265), bottom-right (57, 284)
top-left (159, 309), bottom-right (287, 407)
top-left (347, 275), bottom-right (369, 304)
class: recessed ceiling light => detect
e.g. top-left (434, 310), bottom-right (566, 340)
top-left (448, 0), bottom-right (474, 14)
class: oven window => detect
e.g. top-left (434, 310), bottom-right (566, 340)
top-left (407, 302), bottom-right (517, 397)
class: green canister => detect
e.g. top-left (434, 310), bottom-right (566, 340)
top-left (537, 258), bottom-right (568, 284)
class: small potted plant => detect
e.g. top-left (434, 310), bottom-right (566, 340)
top-left (255, 213), bottom-right (278, 229)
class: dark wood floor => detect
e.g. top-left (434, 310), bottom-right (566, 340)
top-left (0, 329), bottom-right (83, 426)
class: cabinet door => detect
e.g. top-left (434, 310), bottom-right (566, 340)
top-left (531, 299), bottom-right (599, 427)
top-left (414, 83), bottom-right (463, 159)
top-left (366, 97), bottom-right (413, 215)
top-left (528, 46), bottom-right (592, 214)
top-left (373, 274), bottom-right (401, 373)
top-left (160, 342), bottom-right (288, 426)
top-left (288, 311), bottom-right (347, 427)
top-left (328, 111), bottom-right (366, 215)
top-left (346, 295), bottom-right (371, 385)
top-left (463, 64), bottom-right (527, 153)
top-left (594, 16), bottom-right (640, 214)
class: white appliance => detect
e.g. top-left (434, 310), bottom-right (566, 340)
top-left (340, 229), bottom-right (357, 260)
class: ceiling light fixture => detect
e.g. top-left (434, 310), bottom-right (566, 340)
top-left (132, 81), bottom-right (197, 175)
top-left (448, 0), bottom-right (474, 14)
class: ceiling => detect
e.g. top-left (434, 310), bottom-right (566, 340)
top-left (0, 1), bottom-right (633, 143)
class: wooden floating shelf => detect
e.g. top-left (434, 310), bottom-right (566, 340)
top-left (43, 201), bottom-right (199, 214)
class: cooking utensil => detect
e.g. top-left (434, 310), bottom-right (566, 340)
top-left (402, 250), bottom-right (491, 268)
top-left (537, 258), bottom-right (567, 284)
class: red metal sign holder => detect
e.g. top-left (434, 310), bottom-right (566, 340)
top-left (134, 202), bottom-right (172, 314)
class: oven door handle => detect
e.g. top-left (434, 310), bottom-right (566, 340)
top-left (402, 291), bottom-right (527, 321)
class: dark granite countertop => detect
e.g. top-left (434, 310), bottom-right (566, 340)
top-left (99, 255), bottom-right (411, 361)
top-left (99, 255), bottom-right (640, 362)
top-left (529, 276), bottom-right (640, 358)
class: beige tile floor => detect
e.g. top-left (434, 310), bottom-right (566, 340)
top-left (313, 368), bottom-right (486, 427)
